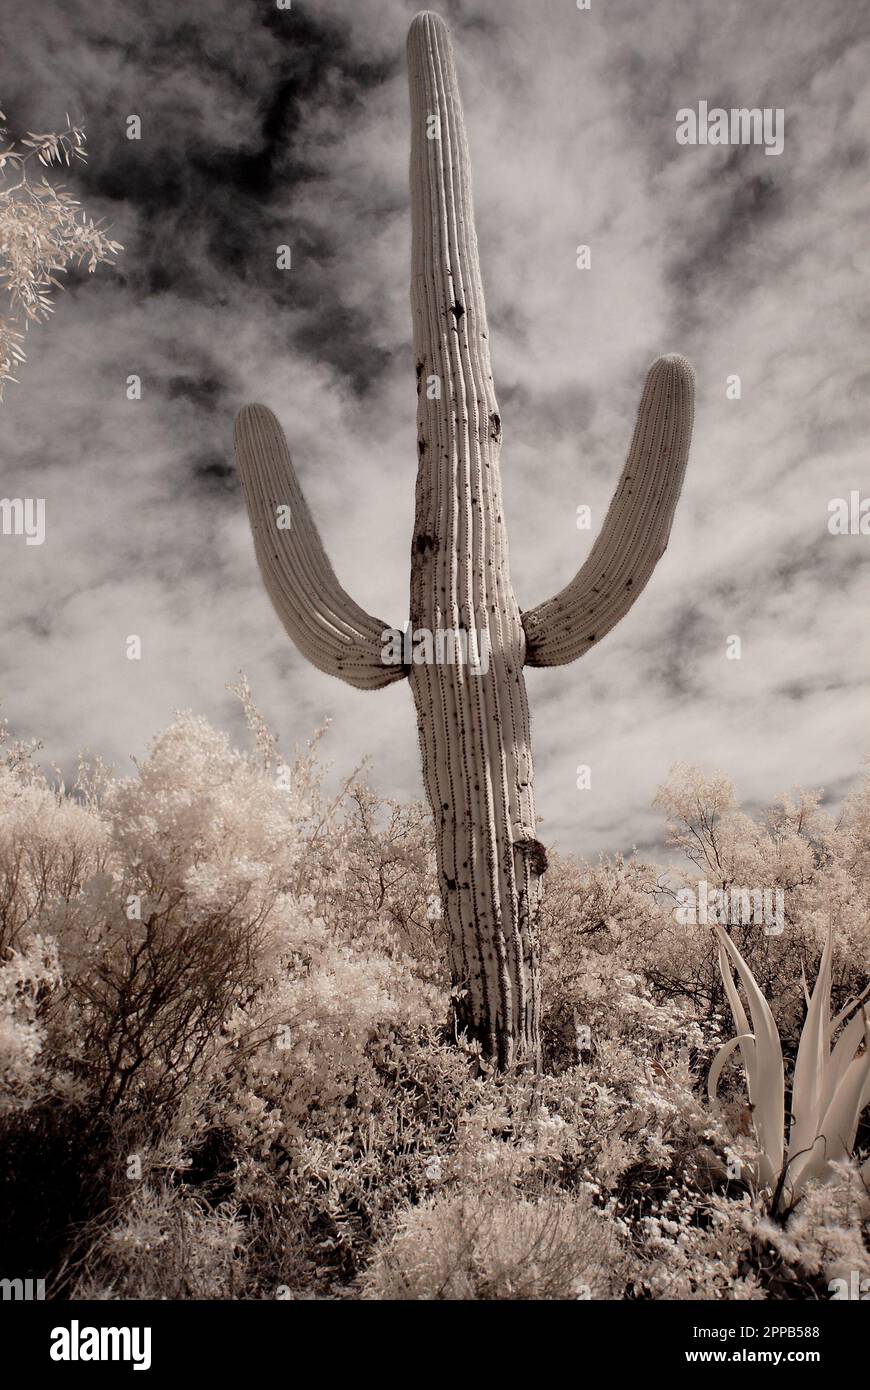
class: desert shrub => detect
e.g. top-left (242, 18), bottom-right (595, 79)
top-left (646, 765), bottom-right (870, 1043)
top-left (0, 748), bottom-right (109, 958)
top-left (203, 1015), bottom-right (477, 1293)
top-left (361, 1189), bottom-right (627, 1300)
top-left (311, 784), bottom-right (445, 977)
top-left (0, 933), bottom-right (62, 1114)
top-left (0, 693), bottom-right (867, 1301)
top-left (0, 110), bottom-right (121, 397)
top-left (36, 714), bottom-right (311, 1120)
top-left (748, 1164), bottom-right (870, 1297)
top-left (71, 1184), bottom-right (249, 1301)
top-left (539, 852), bottom-right (668, 1071)
top-left (0, 703), bottom-right (336, 1285)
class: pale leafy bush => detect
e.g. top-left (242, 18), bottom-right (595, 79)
top-left (654, 768), bottom-right (870, 1029)
top-left (539, 851), bottom-right (666, 1069)
top-left (312, 783), bottom-right (445, 976)
top-left (361, 1190), bottom-right (627, 1300)
top-left (73, 1185), bottom-right (248, 1301)
top-left (40, 714), bottom-right (311, 1116)
top-left (0, 934), bottom-right (60, 1114)
top-left (0, 754), bottom-right (109, 957)
top-left (0, 109), bottom-right (121, 395)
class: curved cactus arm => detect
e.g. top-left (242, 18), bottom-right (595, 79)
top-left (234, 403), bottom-right (404, 691)
top-left (522, 353), bottom-right (695, 668)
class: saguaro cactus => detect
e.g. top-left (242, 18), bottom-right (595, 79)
top-left (234, 11), bottom-right (694, 1070)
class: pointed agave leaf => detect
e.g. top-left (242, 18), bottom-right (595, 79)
top-left (822, 1018), bottom-right (870, 1158)
top-left (800, 963), bottom-right (811, 1012)
top-left (831, 981), bottom-right (870, 1033)
top-left (715, 926), bottom-right (785, 1186)
top-left (708, 1032), bottom-right (755, 1102)
top-left (825, 1004), bottom-right (868, 1112)
top-left (789, 1012), bottom-right (870, 1195)
top-left (717, 938), bottom-right (754, 1076)
top-left (789, 926), bottom-right (833, 1160)
top-left (862, 1061), bottom-right (870, 1114)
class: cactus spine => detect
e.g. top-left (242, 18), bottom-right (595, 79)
top-left (234, 11), bottom-right (695, 1070)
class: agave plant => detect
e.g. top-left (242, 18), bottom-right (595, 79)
top-left (709, 923), bottom-right (870, 1212)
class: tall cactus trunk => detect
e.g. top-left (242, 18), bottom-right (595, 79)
top-left (407, 13), bottom-right (542, 1069)
top-left (233, 10), bottom-right (695, 1073)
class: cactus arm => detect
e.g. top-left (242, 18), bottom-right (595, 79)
top-left (234, 403), bottom-right (404, 691)
top-left (521, 353), bottom-right (695, 667)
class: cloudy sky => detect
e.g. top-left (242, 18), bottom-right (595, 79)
top-left (2, 0), bottom-right (868, 862)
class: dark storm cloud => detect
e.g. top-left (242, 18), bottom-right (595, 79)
top-left (669, 162), bottom-right (785, 309)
